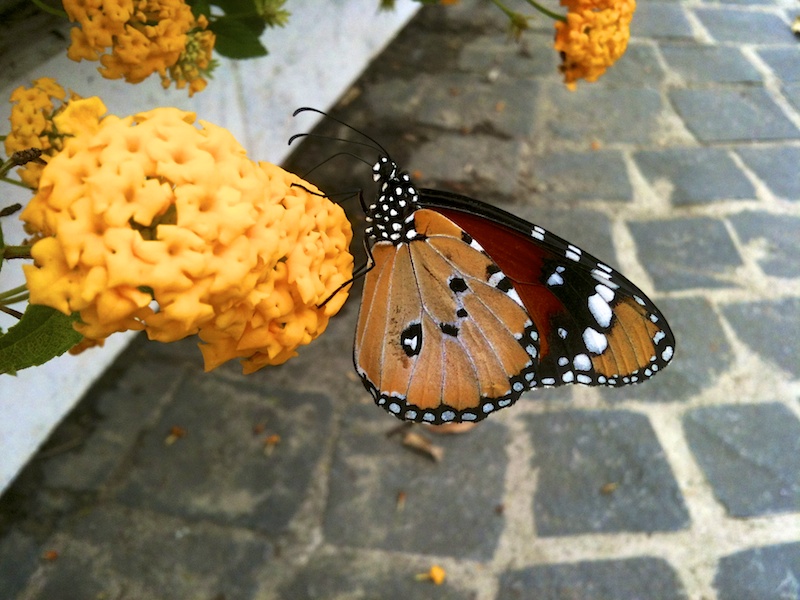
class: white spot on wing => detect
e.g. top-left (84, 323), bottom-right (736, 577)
top-left (583, 327), bottom-right (608, 354)
top-left (588, 293), bottom-right (613, 328)
top-left (573, 353), bottom-right (592, 371)
top-left (595, 284), bottom-right (615, 302)
top-left (662, 346), bottom-right (674, 362)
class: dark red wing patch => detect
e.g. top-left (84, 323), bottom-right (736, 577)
top-left (434, 206), bottom-right (675, 389)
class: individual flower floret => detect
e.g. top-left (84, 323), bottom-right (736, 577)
top-left (21, 106), bottom-right (354, 372)
top-left (63, 0), bottom-right (215, 96)
top-left (554, 0), bottom-right (636, 89)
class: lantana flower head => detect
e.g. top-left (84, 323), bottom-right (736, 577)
top-left (554, 0), bottom-right (636, 89)
top-left (63, 0), bottom-right (215, 95)
top-left (21, 106), bottom-right (354, 372)
top-left (4, 78), bottom-right (104, 188)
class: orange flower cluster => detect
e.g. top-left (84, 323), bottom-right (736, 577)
top-left (21, 106), bottom-right (354, 372)
top-left (63, 0), bottom-right (215, 95)
top-left (3, 78), bottom-right (98, 188)
top-left (554, 0), bottom-right (636, 89)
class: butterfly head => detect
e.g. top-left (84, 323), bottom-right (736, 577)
top-left (365, 156), bottom-right (420, 244)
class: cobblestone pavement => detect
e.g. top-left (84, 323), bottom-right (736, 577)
top-left (3, 1), bottom-right (800, 598)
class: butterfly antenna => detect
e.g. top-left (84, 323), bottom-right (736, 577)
top-left (293, 107), bottom-right (391, 158)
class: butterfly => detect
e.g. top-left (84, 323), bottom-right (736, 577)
top-left (292, 108), bottom-right (675, 425)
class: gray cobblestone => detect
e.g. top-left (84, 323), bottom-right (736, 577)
top-left (631, 3), bottom-right (695, 39)
top-left (115, 378), bottom-right (333, 534)
top-left (27, 504), bottom-right (273, 600)
top-left (728, 212), bottom-right (800, 277)
top-left (279, 549), bottom-right (475, 599)
top-left (684, 403), bottom-right (800, 518)
top-left (368, 74), bottom-right (541, 137)
top-left (459, 34), bottom-right (557, 80)
top-left (757, 47), bottom-right (800, 82)
top-left (634, 148), bottom-right (755, 205)
top-left (670, 88), bottom-right (800, 143)
top-left (38, 357), bottom-right (180, 491)
top-left (722, 298), bottom-right (800, 378)
top-left (694, 8), bottom-right (795, 44)
top-left (735, 146), bottom-right (800, 200)
top-left (540, 86), bottom-right (664, 144)
top-left (410, 134), bottom-right (525, 196)
top-left (595, 43), bottom-right (665, 88)
top-left (715, 543), bottom-right (800, 600)
top-left (531, 150), bottom-right (632, 202)
top-left (0, 529), bottom-right (39, 600)
top-left (526, 411), bottom-right (690, 536)
top-left (324, 405), bottom-right (507, 560)
top-left (660, 44), bottom-right (762, 84)
top-left (628, 217), bottom-right (743, 290)
top-left (498, 558), bottom-right (688, 599)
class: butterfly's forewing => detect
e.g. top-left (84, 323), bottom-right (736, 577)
top-left (423, 190), bottom-right (675, 389)
top-left (354, 209), bottom-right (539, 423)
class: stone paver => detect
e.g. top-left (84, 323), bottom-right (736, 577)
top-left (634, 147), bottom-right (755, 205)
top-left (684, 403), bottom-right (800, 518)
top-left (526, 411), bottom-right (689, 536)
top-left (715, 543), bottom-right (800, 600)
top-left (3, 0), bottom-right (800, 598)
top-left (324, 405), bottom-right (507, 560)
top-left (660, 44), bottom-right (762, 84)
top-left (629, 217), bottom-right (743, 290)
top-left (498, 558), bottom-right (688, 600)
top-left (722, 298), bottom-right (800, 378)
top-left (670, 88), bottom-right (800, 143)
top-left (735, 145), bottom-right (800, 200)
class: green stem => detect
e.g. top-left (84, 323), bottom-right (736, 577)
top-left (0, 305), bottom-right (24, 319)
top-left (1, 176), bottom-right (33, 189)
top-left (30, 0), bottom-right (69, 19)
top-left (522, 0), bottom-right (566, 22)
top-left (1, 293), bottom-right (29, 305)
top-left (490, 0), bottom-right (517, 20)
top-left (0, 284), bottom-right (29, 303)
top-left (2, 245), bottom-right (33, 260)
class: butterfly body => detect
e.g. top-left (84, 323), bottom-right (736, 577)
top-left (353, 155), bottom-right (675, 425)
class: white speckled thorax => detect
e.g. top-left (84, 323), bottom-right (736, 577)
top-left (366, 156), bottom-right (420, 244)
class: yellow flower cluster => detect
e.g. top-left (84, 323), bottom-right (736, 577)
top-left (64, 0), bottom-right (214, 96)
top-left (554, 0), bottom-right (636, 89)
top-left (21, 106), bottom-right (354, 372)
top-left (3, 78), bottom-right (97, 188)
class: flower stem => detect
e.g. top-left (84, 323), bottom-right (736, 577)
top-left (0, 284), bottom-right (29, 303)
top-left (522, 0), bottom-right (566, 22)
top-left (30, 0), bottom-right (69, 19)
top-left (2, 245), bottom-right (33, 260)
top-left (0, 305), bottom-right (24, 319)
top-left (0, 176), bottom-right (33, 189)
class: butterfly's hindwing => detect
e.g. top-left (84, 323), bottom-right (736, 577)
top-left (423, 192), bottom-right (675, 389)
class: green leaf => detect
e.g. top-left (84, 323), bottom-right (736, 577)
top-left (211, 0), bottom-right (267, 35)
top-left (0, 304), bottom-right (83, 375)
top-left (210, 17), bottom-right (268, 59)
top-left (188, 0), bottom-right (212, 19)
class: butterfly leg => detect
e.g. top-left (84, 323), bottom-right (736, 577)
top-left (317, 236), bottom-right (376, 308)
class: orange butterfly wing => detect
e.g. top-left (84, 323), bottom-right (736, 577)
top-left (354, 209), bottom-right (539, 423)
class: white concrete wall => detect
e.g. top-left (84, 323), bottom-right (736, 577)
top-left (0, 0), bottom-right (419, 494)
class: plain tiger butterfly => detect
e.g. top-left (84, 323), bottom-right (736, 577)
top-left (292, 108), bottom-right (675, 425)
